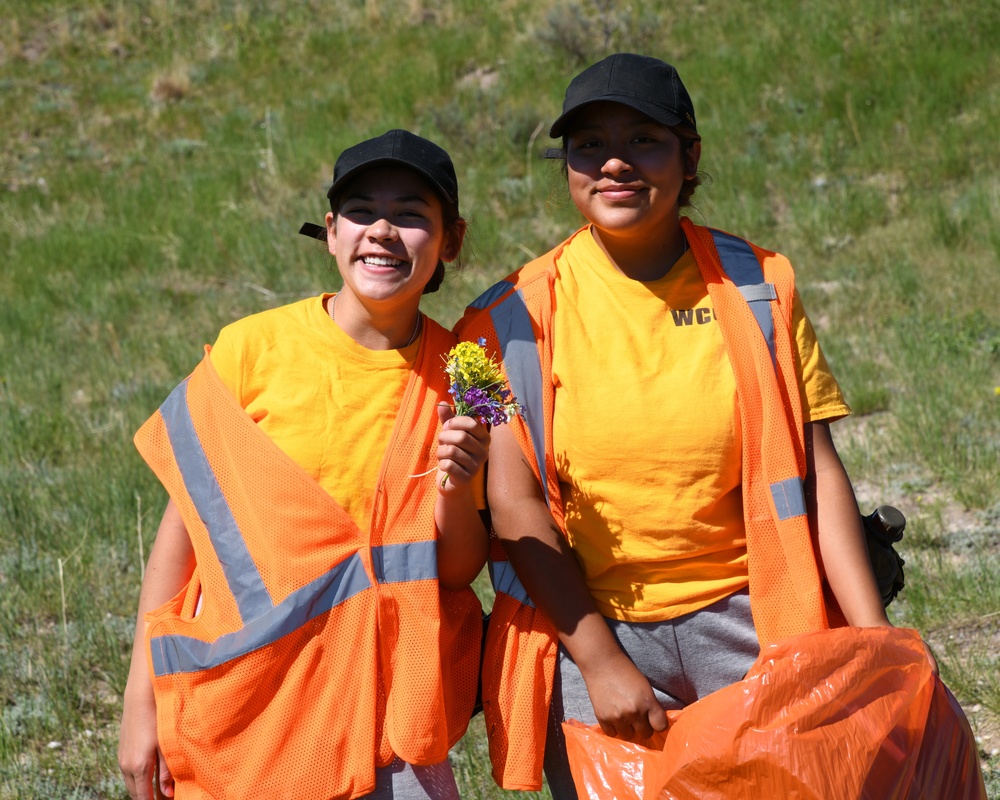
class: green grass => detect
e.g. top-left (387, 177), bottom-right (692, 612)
top-left (1, 0), bottom-right (998, 796)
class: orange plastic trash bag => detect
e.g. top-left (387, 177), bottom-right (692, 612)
top-left (564, 627), bottom-right (987, 800)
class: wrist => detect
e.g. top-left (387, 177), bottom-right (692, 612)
top-left (856, 616), bottom-right (892, 628)
top-left (565, 623), bottom-right (627, 675)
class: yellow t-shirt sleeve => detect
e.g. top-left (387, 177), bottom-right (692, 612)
top-left (792, 290), bottom-right (852, 423)
top-left (208, 326), bottom-right (244, 399)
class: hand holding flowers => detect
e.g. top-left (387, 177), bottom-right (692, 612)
top-left (437, 338), bottom-right (522, 489)
top-left (435, 406), bottom-right (491, 493)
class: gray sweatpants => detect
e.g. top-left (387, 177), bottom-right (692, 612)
top-left (543, 589), bottom-right (760, 800)
top-left (362, 756), bottom-right (459, 800)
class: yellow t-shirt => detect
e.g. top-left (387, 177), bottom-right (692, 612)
top-left (209, 294), bottom-right (418, 533)
top-left (551, 228), bottom-right (850, 622)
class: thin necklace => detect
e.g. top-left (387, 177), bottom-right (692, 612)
top-left (329, 293), bottom-right (422, 348)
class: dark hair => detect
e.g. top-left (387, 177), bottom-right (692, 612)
top-left (675, 132), bottom-right (701, 209)
top-left (553, 125), bottom-right (702, 208)
top-left (328, 168), bottom-right (466, 295)
top-left (424, 198), bottom-right (465, 294)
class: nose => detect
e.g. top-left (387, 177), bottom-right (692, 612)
top-left (366, 217), bottom-right (398, 242)
top-left (601, 156), bottom-right (632, 177)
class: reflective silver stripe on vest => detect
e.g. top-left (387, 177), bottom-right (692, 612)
top-left (711, 231), bottom-right (804, 521)
top-left (739, 283), bottom-right (778, 303)
top-left (770, 476), bottom-right (807, 520)
top-left (490, 289), bottom-right (549, 505)
top-left (489, 559), bottom-right (534, 607)
top-left (161, 379), bottom-right (273, 624)
top-left (372, 540), bottom-right (438, 583)
top-left (469, 279), bottom-right (516, 310)
top-left (710, 229), bottom-right (777, 365)
top-left (149, 551), bottom-right (371, 676)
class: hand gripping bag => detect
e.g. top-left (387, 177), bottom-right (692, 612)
top-left (564, 627), bottom-right (987, 800)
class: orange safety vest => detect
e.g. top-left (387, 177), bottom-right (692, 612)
top-left (134, 319), bottom-right (482, 800)
top-left (454, 218), bottom-right (834, 790)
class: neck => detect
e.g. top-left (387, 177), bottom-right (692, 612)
top-left (591, 222), bottom-right (688, 282)
top-left (328, 290), bottom-right (421, 350)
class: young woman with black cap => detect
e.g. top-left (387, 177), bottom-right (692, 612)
top-left (456, 54), bottom-right (940, 798)
top-left (119, 130), bottom-right (488, 800)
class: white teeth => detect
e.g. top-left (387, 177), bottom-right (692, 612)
top-left (363, 256), bottom-right (404, 267)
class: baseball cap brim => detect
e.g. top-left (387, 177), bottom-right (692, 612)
top-left (549, 96), bottom-right (689, 138)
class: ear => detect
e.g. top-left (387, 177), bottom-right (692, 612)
top-left (684, 141), bottom-right (702, 180)
top-left (324, 211), bottom-right (337, 256)
top-left (440, 218), bottom-right (467, 263)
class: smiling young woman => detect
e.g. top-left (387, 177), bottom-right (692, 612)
top-left (324, 161), bottom-right (465, 350)
top-left (118, 130), bottom-right (489, 800)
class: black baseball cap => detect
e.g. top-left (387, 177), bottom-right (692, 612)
top-left (299, 129), bottom-right (459, 241)
top-left (548, 53), bottom-right (699, 139)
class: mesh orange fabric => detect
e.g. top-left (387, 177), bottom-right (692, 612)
top-left (151, 597), bottom-right (379, 799)
top-left (194, 354), bottom-right (363, 610)
top-left (372, 322), bottom-right (482, 763)
top-left (134, 319), bottom-right (482, 798)
top-left (136, 406), bottom-right (243, 634)
top-left (481, 595), bottom-right (558, 790)
top-left (456, 256), bottom-right (564, 790)
top-left (684, 219), bottom-right (828, 645)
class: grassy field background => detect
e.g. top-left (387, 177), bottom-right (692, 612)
top-left (1, 0), bottom-right (998, 796)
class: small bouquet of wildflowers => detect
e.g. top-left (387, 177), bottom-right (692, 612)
top-left (411, 338), bottom-right (521, 484)
top-left (445, 338), bottom-right (522, 426)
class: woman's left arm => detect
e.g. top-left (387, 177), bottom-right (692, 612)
top-left (805, 421), bottom-right (890, 628)
top-left (433, 405), bottom-right (490, 589)
top-left (807, 421), bottom-right (939, 673)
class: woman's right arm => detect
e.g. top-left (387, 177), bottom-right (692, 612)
top-left (118, 499), bottom-right (196, 800)
top-left (488, 424), bottom-right (667, 741)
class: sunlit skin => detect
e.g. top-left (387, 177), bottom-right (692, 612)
top-left (565, 101), bottom-right (700, 281)
top-left (324, 165), bottom-right (464, 351)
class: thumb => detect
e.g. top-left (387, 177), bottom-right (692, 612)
top-left (157, 750), bottom-right (175, 798)
top-left (437, 402), bottom-right (456, 427)
top-left (648, 702), bottom-right (668, 733)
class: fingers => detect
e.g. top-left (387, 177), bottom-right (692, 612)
top-left (587, 654), bottom-right (665, 743)
top-left (119, 764), bottom-right (153, 800)
top-left (157, 750), bottom-right (175, 798)
top-left (436, 408), bottom-right (490, 488)
top-left (436, 402), bottom-right (456, 426)
top-left (624, 708), bottom-right (656, 742)
top-left (118, 744), bottom-right (153, 800)
top-left (118, 748), bottom-right (171, 800)
top-left (597, 706), bottom-right (658, 742)
top-left (648, 701), bottom-right (668, 733)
